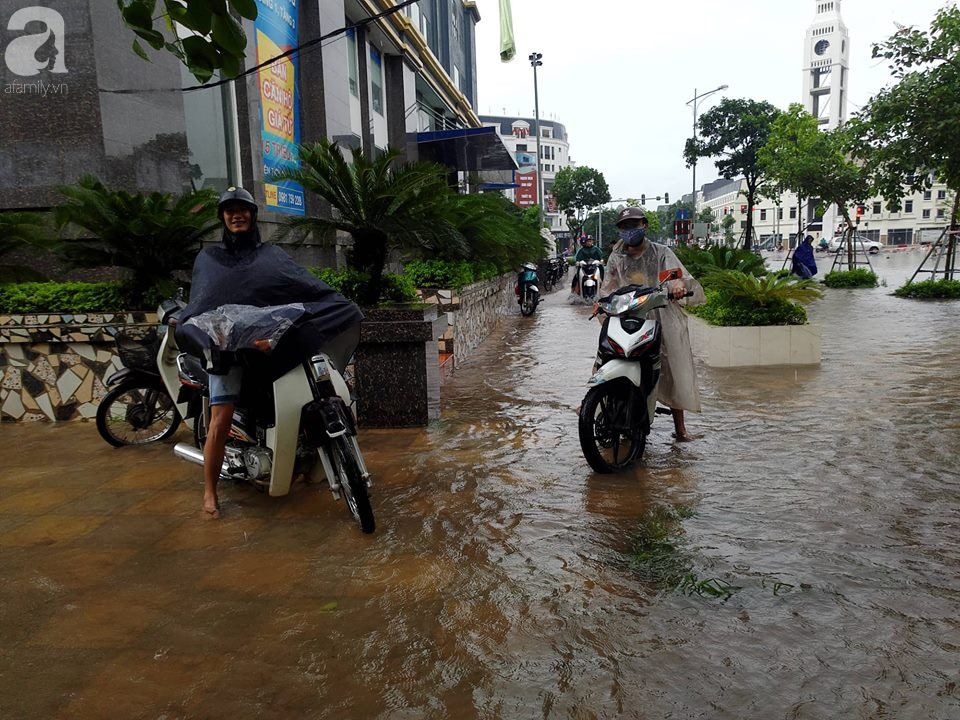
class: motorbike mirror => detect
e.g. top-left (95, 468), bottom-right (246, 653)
top-left (659, 268), bottom-right (683, 283)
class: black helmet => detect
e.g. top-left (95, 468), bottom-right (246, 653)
top-left (217, 186), bottom-right (258, 221)
top-left (616, 207), bottom-right (648, 227)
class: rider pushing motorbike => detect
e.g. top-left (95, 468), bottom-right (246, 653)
top-left (179, 187), bottom-right (362, 518)
top-left (600, 207), bottom-right (706, 442)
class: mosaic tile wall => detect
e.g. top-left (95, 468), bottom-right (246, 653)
top-left (0, 313), bottom-right (157, 423)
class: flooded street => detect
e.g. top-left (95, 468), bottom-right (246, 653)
top-left (2, 250), bottom-right (959, 718)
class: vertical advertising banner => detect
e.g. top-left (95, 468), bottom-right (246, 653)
top-left (255, 0), bottom-right (304, 215)
top-left (515, 169), bottom-right (538, 207)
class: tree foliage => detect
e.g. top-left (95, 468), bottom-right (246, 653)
top-left (684, 98), bottom-right (781, 249)
top-left (0, 212), bottom-right (52, 282)
top-left (118, 0), bottom-right (258, 84)
top-left (552, 166), bottom-right (611, 239)
top-left (846, 6), bottom-right (960, 211)
top-left (53, 176), bottom-right (220, 305)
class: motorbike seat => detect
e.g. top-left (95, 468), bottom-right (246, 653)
top-left (177, 353), bottom-right (208, 388)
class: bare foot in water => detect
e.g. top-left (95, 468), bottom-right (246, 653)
top-left (202, 495), bottom-right (221, 519)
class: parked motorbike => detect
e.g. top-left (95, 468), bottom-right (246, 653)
top-left (96, 326), bottom-right (181, 447)
top-left (156, 297), bottom-right (376, 533)
top-left (550, 255), bottom-right (568, 286)
top-left (578, 269), bottom-right (692, 473)
top-left (575, 259), bottom-right (604, 300)
top-left (515, 262), bottom-right (540, 316)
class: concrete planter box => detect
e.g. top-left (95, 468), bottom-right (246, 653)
top-left (354, 304), bottom-right (447, 427)
top-left (686, 312), bottom-right (821, 367)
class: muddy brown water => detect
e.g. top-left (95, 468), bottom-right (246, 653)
top-left (1, 250), bottom-right (958, 718)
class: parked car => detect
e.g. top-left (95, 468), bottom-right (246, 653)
top-left (828, 234), bottom-right (881, 254)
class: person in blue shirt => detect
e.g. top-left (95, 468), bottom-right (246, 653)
top-left (792, 236), bottom-right (817, 279)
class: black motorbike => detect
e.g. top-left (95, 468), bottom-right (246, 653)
top-left (96, 326), bottom-right (182, 447)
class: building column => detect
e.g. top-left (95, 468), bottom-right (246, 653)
top-left (297, 0), bottom-right (327, 220)
top-left (385, 55), bottom-right (419, 162)
top-left (356, 26), bottom-right (373, 157)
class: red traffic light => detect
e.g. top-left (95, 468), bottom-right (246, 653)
top-left (856, 204), bottom-right (865, 217)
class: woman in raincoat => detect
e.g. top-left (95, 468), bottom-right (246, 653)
top-left (599, 207), bottom-right (706, 441)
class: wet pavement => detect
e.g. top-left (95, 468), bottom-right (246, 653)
top-left (2, 250), bottom-right (959, 719)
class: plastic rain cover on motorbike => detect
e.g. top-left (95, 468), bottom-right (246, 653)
top-left (180, 243), bottom-right (363, 377)
top-left (601, 240), bottom-right (706, 412)
top-left (185, 303), bottom-right (306, 352)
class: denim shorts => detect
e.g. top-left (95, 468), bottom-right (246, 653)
top-left (208, 365), bottom-right (243, 406)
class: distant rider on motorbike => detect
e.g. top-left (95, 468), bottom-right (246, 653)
top-left (599, 207), bottom-right (706, 442)
top-left (571, 235), bottom-right (604, 293)
top-left (180, 187), bottom-right (362, 518)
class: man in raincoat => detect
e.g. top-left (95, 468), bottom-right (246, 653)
top-left (599, 207), bottom-right (706, 441)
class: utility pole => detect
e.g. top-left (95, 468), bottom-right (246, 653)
top-left (529, 52), bottom-right (544, 228)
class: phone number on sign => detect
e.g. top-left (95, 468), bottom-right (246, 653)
top-left (277, 190), bottom-right (303, 207)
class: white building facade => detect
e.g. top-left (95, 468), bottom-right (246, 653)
top-left (478, 115), bottom-right (574, 241)
top-left (693, 0), bottom-right (954, 248)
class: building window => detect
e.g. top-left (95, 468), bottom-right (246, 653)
top-left (180, 65), bottom-right (238, 191)
top-left (346, 29), bottom-right (359, 97)
top-left (924, 190), bottom-right (932, 200)
top-left (516, 144), bottom-right (527, 152)
top-left (888, 228), bottom-right (913, 245)
top-left (760, 209), bottom-right (767, 221)
top-left (922, 209), bottom-right (931, 219)
top-left (937, 208), bottom-right (946, 218)
top-left (937, 190), bottom-right (947, 200)
top-left (453, 65), bottom-right (461, 91)
top-left (790, 207), bottom-right (797, 219)
top-left (872, 201), bottom-right (881, 214)
top-left (541, 127), bottom-right (551, 138)
top-left (778, 207), bottom-right (783, 220)
top-left (370, 47), bottom-right (383, 115)
top-left (904, 200), bottom-right (913, 213)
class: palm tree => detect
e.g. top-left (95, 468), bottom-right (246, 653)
top-left (54, 175), bottom-right (219, 306)
top-left (277, 141), bottom-right (464, 306)
top-left (0, 212), bottom-right (52, 282)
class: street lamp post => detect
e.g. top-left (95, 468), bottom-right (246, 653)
top-left (687, 84), bottom-right (728, 217)
top-left (529, 52), bottom-right (544, 228)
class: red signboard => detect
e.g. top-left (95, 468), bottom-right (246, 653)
top-left (515, 170), bottom-right (538, 207)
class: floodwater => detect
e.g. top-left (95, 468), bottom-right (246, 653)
top-left (2, 250), bottom-right (959, 718)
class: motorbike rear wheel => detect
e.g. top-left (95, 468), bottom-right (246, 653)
top-left (520, 293), bottom-right (538, 316)
top-left (96, 380), bottom-right (181, 447)
top-left (578, 381), bottom-right (645, 473)
top-left (331, 436), bottom-right (375, 534)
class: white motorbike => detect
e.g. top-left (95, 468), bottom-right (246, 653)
top-left (155, 298), bottom-right (375, 533)
top-left (578, 269), bottom-right (691, 473)
top-left (575, 259), bottom-right (604, 300)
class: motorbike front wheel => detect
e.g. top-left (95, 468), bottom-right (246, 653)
top-left (331, 436), bottom-right (375, 534)
top-left (578, 381), bottom-right (645, 473)
top-left (96, 380), bottom-right (181, 447)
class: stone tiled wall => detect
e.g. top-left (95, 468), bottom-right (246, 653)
top-left (0, 313), bottom-right (156, 422)
top-left (416, 273), bottom-right (515, 367)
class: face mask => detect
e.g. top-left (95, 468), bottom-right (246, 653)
top-left (618, 227), bottom-right (646, 246)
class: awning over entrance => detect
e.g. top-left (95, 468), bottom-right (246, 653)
top-left (416, 126), bottom-right (518, 172)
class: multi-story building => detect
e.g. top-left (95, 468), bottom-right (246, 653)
top-left (0, 1), bottom-right (515, 262)
top-left (478, 115), bottom-right (574, 242)
top-left (692, 0), bottom-right (954, 248)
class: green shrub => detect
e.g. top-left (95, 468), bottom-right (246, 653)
top-left (403, 258), bottom-right (504, 290)
top-left (309, 267), bottom-right (417, 305)
top-left (689, 291), bottom-right (808, 326)
top-left (893, 278), bottom-right (960, 299)
top-left (823, 269), bottom-right (879, 288)
top-left (0, 281), bottom-right (133, 313)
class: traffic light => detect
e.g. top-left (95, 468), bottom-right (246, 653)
top-left (664, 192), bottom-right (669, 204)
top-left (856, 204), bottom-right (865, 225)
top-left (641, 194), bottom-right (645, 206)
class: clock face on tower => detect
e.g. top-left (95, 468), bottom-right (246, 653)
top-left (814, 39), bottom-right (830, 56)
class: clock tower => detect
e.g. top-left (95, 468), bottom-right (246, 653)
top-left (802, 0), bottom-right (849, 129)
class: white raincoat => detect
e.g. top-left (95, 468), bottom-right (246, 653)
top-left (600, 240), bottom-right (706, 412)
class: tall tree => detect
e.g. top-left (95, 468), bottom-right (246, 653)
top-left (761, 105), bottom-right (870, 266)
top-left (847, 5), bottom-right (960, 276)
top-left (758, 103), bottom-right (824, 241)
top-left (684, 98), bottom-right (781, 250)
top-left (552, 166), bottom-right (611, 241)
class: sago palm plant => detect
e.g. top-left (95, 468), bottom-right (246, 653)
top-left (0, 211), bottom-right (52, 282)
top-left (54, 175), bottom-right (219, 306)
top-left (707, 270), bottom-right (823, 306)
top-left (675, 244), bottom-right (767, 282)
top-left (277, 141), bottom-right (464, 306)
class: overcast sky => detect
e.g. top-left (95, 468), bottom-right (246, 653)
top-left (472, 0), bottom-right (953, 202)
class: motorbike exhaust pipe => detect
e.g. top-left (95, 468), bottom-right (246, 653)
top-left (174, 442), bottom-right (205, 466)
